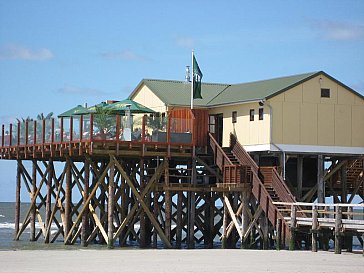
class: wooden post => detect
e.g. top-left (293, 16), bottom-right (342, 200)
top-left (30, 160), bottom-right (36, 241)
top-left (164, 158), bottom-right (171, 243)
top-left (334, 206), bottom-right (342, 254)
top-left (81, 159), bottom-right (90, 247)
top-left (276, 218), bottom-right (281, 250)
top-left (222, 192), bottom-right (228, 249)
top-left (45, 160), bottom-right (53, 243)
top-left (262, 215), bottom-right (269, 249)
top-left (139, 159), bottom-right (147, 248)
top-left (346, 206), bottom-right (353, 252)
top-left (311, 205), bottom-right (318, 252)
top-left (289, 205), bottom-right (296, 250)
top-left (297, 156), bottom-right (303, 200)
top-left (64, 158), bottom-right (72, 244)
top-left (152, 190), bottom-right (158, 248)
top-left (14, 160), bottom-right (21, 240)
top-left (317, 155), bottom-right (325, 204)
top-left (241, 191), bottom-right (249, 249)
top-left (107, 159), bottom-right (115, 248)
top-left (176, 191), bottom-right (183, 248)
top-left (187, 159), bottom-right (196, 249)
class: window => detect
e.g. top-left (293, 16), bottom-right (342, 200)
top-left (250, 109), bottom-right (255, 121)
top-left (208, 115), bottom-right (215, 133)
top-left (259, 108), bottom-right (264, 120)
top-left (232, 111), bottom-right (237, 123)
top-left (321, 88), bottom-right (330, 98)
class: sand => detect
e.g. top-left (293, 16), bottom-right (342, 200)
top-left (0, 249), bottom-right (362, 273)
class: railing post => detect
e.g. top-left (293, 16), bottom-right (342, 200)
top-left (1, 124), bottom-right (4, 147)
top-left (116, 114), bottom-right (120, 141)
top-left (17, 121), bottom-right (20, 146)
top-left (289, 204), bottom-right (296, 250)
top-left (141, 115), bottom-right (146, 143)
top-left (60, 117), bottom-right (64, 143)
top-left (311, 204), bottom-right (318, 252)
top-left (51, 118), bottom-right (55, 143)
top-left (25, 121), bottom-right (28, 145)
top-left (79, 115), bottom-right (83, 141)
top-left (42, 119), bottom-right (46, 144)
top-left (70, 116), bottom-right (73, 142)
top-left (9, 124), bottom-right (12, 146)
top-left (334, 206), bottom-right (342, 254)
top-left (90, 114), bottom-right (93, 141)
top-left (33, 120), bottom-right (37, 144)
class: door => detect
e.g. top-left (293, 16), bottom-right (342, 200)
top-left (209, 114), bottom-right (223, 146)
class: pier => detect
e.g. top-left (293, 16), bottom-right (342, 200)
top-left (0, 107), bottom-right (363, 253)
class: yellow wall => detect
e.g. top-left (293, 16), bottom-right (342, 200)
top-left (209, 103), bottom-right (271, 147)
top-left (131, 85), bottom-right (167, 113)
top-left (269, 74), bottom-right (364, 147)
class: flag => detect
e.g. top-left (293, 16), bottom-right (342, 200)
top-left (193, 55), bottom-right (203, 99)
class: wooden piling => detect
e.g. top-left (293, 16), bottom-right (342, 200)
top-left (334, 206), bottom-right (342, 254)
top-left (289, 205), bottom-right (296, 251)
top-left (311, 205), bottom-right (318, 252)
top-left (30, 160), bottom-right (36, 241)
top-left (64, 158), bottom-right (72, 244)
top-left (81, 159), bottom-right (90, 247)
top-left (222, 192), bottom-right (228, 249)
top-left (107, 159), bottom-right (115, 248)
top-left (164, 158), bottom-right (171, 243)
top-left (176, 191), bottom-right (183, 248)
top-left (45, 160), bottom-right (53, 243)
top-left (14, 160), bottom-right (21, 240)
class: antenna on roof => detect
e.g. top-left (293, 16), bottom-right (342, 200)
top-left (185, 66), bottom-right (191, 82)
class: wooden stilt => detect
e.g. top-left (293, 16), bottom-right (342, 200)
top-left (14, 160), bottom-right (21, 240)
top-left (241, 191), bottom-right (249, 249)
top-left (107, 159), bottom-right (115, 248)
top-left (276, 218), bottom-right (281, 250)
top-left (176, 191), bottom-right (183, 248)
top-left (317, 155), bottom-right (325, 204)
top-left (289, 205), bottom-right (296, 251)
top-left (81, 159), bottom-right (90, 247)
top-left (164, 158), bottom-right (171, 243)
top-left (311, 205), bottom-right (318, 252)
top-left (139, 159), bottom-right (146, 248)
top-left (45, 160), bottom-right (53, 243)
top-left (30, 160), bottom-right (36, 241)
top-left (222, 192), bottom-right (228, 249)
top-left (334, 206), bottom-right (342, 254)
top-left (64, 158), bottom-right (72, 244)
top-left (188, 159), bottom-right (196, 249)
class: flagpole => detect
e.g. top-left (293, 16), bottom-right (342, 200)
top-left (191, 49), bottom-right (194, 110)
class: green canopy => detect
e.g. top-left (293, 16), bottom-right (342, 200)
top-left (58, 105), bottom-right (92, 118)
top-left (105, 99), bottom-right (155, 114)
top-left (87, 102), bottom-right (107, 112)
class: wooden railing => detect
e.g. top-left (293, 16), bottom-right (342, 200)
top-left (223, 165), bottom-right (252, 184)
top-left (0, 112), bottom-right (196, 151)
top-left (271, 167), bottom-right (296, 203)
top-left (228, 133), bottom-right (289, 230)
top-left (208, 133), bottom-right (232, 170)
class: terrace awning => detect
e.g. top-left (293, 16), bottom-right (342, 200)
top-left (104, 99), bottom-right (155, 114)
top-left (58, 105), bottom-right (93, 118)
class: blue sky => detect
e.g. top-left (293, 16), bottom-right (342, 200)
top-left (0, 0), bottom-right (364, 201)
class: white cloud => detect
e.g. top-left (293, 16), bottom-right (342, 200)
top-left (100, 50), bottom-right (147, 61)
top-left (175, 37), bottom-right (195, 48)
top-left (0, 44), bottom-right (54, 61)
top-left (313, 20), bottom-right (364, 41)
top-left (57, 85), bottom-right (108, 97)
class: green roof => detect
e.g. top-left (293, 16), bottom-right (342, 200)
top-left (130, 71), bottom-right (364, 107)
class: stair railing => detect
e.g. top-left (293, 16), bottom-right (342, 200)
top-left (208, 133), bottom-right (232, 170)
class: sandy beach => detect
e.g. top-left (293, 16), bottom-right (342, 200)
top-left (0, 249), bottom-right (362, 273)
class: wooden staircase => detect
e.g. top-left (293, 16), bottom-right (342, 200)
top-left (209, 133), bottom-right (299, 240)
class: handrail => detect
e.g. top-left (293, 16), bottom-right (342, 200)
top-left (271, 167), bottom-right (296, 203)
top-left (229, 133), bottom-right (258, 173)
top-left (208, 133), bottom-right (232, 170)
